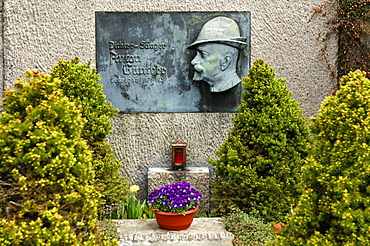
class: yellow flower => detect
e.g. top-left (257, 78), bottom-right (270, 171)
top-left (130, 185), bottom-right (140, 193)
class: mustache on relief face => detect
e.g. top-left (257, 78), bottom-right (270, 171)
top-left (194, 64), bottom-right (204, 72)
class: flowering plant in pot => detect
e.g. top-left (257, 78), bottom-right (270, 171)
top-left (147, 182), bottom-right (202, 230)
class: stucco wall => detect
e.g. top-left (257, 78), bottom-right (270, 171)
top-left (1, 0), bottom-right (337, 199)
top-left (0, 0), bottom-right (3, 99)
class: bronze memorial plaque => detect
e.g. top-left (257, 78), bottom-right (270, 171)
top-left (96, 12), bottom-right (250, 113)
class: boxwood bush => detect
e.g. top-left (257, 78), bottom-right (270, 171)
top-left (274, 70), bottom-right (370, 245)
top-left (209, 59), bottom-right (310, 222)
top-left (50, 57), bottom-right (129, 206)
top-left (0, 71), bottom-right (113, 245)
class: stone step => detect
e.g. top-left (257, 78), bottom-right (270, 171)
top-left (115, 218), bottom-right (234, 246)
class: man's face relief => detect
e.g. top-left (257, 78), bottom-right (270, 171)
top-left (191, 43), bottom-right (223, 87)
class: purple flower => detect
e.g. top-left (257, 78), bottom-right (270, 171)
top-left (147, 182), bottom-right (202, 213)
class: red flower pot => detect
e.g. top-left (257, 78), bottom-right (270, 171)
top-left (153, 207), bottom-right (199, 231)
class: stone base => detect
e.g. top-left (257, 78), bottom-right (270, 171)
top-left (115, 218), bottom-right (234, 246)
top-left (147, 167), bottom-right (210, 215)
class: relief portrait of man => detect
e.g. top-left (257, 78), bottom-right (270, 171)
top-left (188, 16), bottom-right (247, 112)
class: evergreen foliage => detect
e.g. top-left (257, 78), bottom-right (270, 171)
top-left (0, 70), bottom-right (114, 245)
top-left (223, 207), bottom-right (275, 246)
top-left (50, 57), bottom-right (129, 206)
top-left (209, 59), bottom-right (309, 222)
top-left (274, 70), bottom-right (370, 245)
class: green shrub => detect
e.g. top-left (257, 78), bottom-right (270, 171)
top-left (209, 59), bottom-right (310, 222)
top-left (50, 57), bottom-right (129, 206)
top-left (0, 70), bottom-right (114, 245)
top-left (223, 207), bottom-right (275, 246)
top-left (274, 70), bottom-right (370, 245)
top-left (98, 220), bottom-right (119, 242)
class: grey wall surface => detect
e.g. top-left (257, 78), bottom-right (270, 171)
top-left (0, 0), bottom-right (3, 100)
top-left (1, 0), bottom-right (337, 200)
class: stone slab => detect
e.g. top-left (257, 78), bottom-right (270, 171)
top-left (147, 167), bottom-right (210, 215)
top-left (115, 218), bottom-right (233, 246)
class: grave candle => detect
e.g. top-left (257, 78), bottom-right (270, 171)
top-left (175, 151), bottom-right (183, 163)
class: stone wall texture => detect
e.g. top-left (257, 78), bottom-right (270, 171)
top-left (1, 0), bottom-right (337, 200)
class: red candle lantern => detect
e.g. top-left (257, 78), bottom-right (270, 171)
top-left (171, 141), bottom-right (187, 169)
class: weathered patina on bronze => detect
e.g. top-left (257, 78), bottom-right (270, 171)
top-left (96, 12), bottom-right (250, 113)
